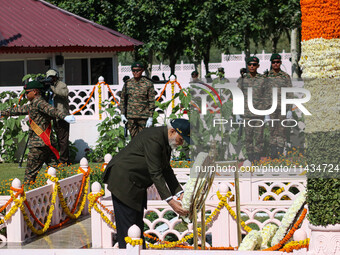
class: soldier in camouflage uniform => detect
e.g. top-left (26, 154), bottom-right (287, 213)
top-left (237, 56), bottom-right (269, 162)
top-left (119, 62), bottom-right (156, 139)
top-left (267, 53), bottom-right (293, 158)
top-left (0, 81), bottom-right (75, 183)
top-left (212, 67), bottom-right (230, 86)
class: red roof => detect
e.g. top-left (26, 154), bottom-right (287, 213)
top-left (0, 0), bottom-right (142, 53)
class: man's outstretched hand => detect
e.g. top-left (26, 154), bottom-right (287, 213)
top-left (168, 199), bottom-right (189, 216)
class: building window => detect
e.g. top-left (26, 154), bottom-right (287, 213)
top-left (0, 61), bottom-right (24, 86)
top-left (65, 59), bottom-right (88, 85)
top-left (91, 58), bottom-right (113, 85)
top-left (27, 59), bottom-right (50, 75)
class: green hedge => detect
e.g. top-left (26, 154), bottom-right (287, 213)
top-left (306, 131), bottom-right (340, 226)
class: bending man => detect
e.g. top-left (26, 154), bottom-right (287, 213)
top-left (103, 119), bottom-right (190, 248)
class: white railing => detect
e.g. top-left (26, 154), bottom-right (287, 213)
top-left (92, 168), bottom-right (308, 248)
top-left (3, 161), bottom-right (90, 244)
top-left (0, 81), bottom-right (181, 121)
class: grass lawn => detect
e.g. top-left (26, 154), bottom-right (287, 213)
top-left (0, 162), bottom-right (105, 195)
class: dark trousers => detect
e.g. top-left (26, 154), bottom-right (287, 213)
top-left (54, 119), bottom-right (70, 164)
top-left (112, 194), bottom-right (145, 248)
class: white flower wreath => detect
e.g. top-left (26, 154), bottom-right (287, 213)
top-left (238, 230), bottom-right (262, 251)
top-left (271, 190), bottom-right (307, 247)
top-left (260, 223), bottom-right (278, 249)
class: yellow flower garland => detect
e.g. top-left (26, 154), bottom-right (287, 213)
top-left (125, 236), bottom-right (144, 246)
top-left (0, 191), bottom-right (26, 225)
top-left (216, 191), bottom-right (253, 233)
top-left (279, 238), bottom-right (309, 252)
top-left (98, 83), bottom-right (102, 120)
top-left (171, 81), bottom-right (175, 109)
top-left (55, 174), bottom-right (90, 219)
top-left (16, 183), bottom-right (58, 235)
top-left (88, 189), bottom-right (105, 213)
top-left (89, 189), bottom-right (252, 249)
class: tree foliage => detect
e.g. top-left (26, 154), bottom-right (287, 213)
top-left (46, 0), bottom-right (301, 74)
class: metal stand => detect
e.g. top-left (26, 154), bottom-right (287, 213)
top-left (235, 163), bottom-right (242, 246)
top-left (201, 204), bottom-right (206, 250)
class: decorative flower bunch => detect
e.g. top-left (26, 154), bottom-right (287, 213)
top-left (279, 238), bottom-right (309, 252)
top-left (238, 230), bottom-right (262, 251)
top-left (259, 224), bottom-right (278, 249)
top-left (271, 190), bottom-right (306, 247)
top-left (301, 0), bottom-right (340, 41)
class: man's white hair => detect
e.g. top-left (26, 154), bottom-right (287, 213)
top-left (166, 119), bottom-right (174, 130)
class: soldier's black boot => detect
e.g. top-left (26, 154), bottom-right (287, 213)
top-left (270, 145), bottom-right (278, 159)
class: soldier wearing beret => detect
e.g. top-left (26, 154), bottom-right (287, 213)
top-left (267, 53), bottom-right (293, 158)
top-left (0, 81), bottom-right (76, 183)
top-left (190, 70), bottom-right (201, 83)
top-left (212, 67), bottom-right (230, 86)
top-left (119, 62), bottom-right (156, 139)
top-left (237, 56), bottom-right (270, 163)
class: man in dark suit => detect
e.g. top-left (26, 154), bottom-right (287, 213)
top-left (103, 119), bottom-right (191, 248)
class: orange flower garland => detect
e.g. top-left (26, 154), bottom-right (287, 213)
top-left (262, 208), bottom-right (307, 251)
top-left (301, 0), bottom-right (340, 41)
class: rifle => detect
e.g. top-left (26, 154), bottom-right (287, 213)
top-left (123, 82), bottom-right (128, 138)
top-left (18, 136), bottom-right (29, 168)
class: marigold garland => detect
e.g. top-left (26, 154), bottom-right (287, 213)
top-left (1, 171), bottom-right (90, 235)
top-left (301, 0), bottom-right (340, 41)
top-left (0, 188), bottom-right (25, 225)
top-left (125, 237), bottom-right (143, 246)
top-left (89, 189), bottom-right (240, 248)
top-left (98, 83), bottom-right (102, 120)
top-left (262, 208), bottom-right (308, 251)
top-left (216, 191), bottom-right (252, 233)
top-left (279, 238), bottom-right (309, 252)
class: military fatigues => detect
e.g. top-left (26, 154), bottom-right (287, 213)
top-left (119, 77), bottom-right (156, 138)
top-left (267, 69), bottom-right (293, 157)
top-left (51, 80), bottom-right (70, 164)
top-left (1, 95), bottom-right (67, 182)
top-left (212, 77), bottom-right (230, 86)
top-left (237, 73), bottom-right (269, 160)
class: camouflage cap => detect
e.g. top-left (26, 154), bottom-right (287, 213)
top-left (270, 53), bottom-right (282, 61)
top-left (246, 56), bottom-right (259, 64)
top-left (131, 61), bottom-right (145, 69)
top-left (24, 81), bottom-right (44, 90)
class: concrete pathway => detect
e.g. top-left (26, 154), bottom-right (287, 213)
top-left (3, 216), bottom-right (91, 249)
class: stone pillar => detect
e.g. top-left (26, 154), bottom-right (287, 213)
top-left (80, 157), bottom-right (90, 215)
top-left (126, 225), bottom-right (142, 255)
top-left (6, 178), bottom-right (25, 243)
top-left (47, 167), bottom-right (60, 225)
top-left (103, 153), bottom-right (112, 197)
top-left (91, 181), bottom-right (103, 248)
